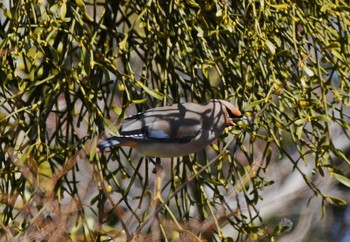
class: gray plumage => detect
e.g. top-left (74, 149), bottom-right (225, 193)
top-left (98, 99), bottom-right (244, 157)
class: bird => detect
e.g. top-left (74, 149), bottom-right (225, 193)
top-left (97, 99), bottom-right (246, 158)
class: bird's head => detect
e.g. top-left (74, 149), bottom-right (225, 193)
top-left (217, 99), bottom-right (247, 126)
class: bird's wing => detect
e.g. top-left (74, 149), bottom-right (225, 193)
top-left (120, 103), bottom-right (205, 142)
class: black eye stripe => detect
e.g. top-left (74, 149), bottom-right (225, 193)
top-left (226, 107), bottom-right (243, 119)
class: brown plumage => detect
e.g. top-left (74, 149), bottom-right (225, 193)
top-left (98, 99), bottom-right (245, 157)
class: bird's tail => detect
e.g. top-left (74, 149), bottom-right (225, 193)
top-left (97, 137), bottom-right (121, 151)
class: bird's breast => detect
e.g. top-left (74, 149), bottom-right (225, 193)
top-left (134, 129), bottom-right (220, 157)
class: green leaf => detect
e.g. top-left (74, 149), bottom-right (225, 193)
top-left (60, 3), bottom-right (67, 20)
top-left (118, 34), bottom-right (129, 52)
top-left (333, 148), bottom-right (350, 165)
top-left (266, 40), bottom-right (276, 55)
top-left (295, 126), bottom-right (304, 140)
top-left (320, 4), bottom-right (332, 12)
top-left (136, 81), bottom-right (163, 100)
top-left (20, 145), bottom-right (35, 165)
top-left (294, 118), bottom-right (306, 126)
top-left (132, 99), bottom-right (147, 104)
top-left (244, 99), bottom-right (266, 109)
top-left (331, 49), bottom-right (343, 61)
top-left (332, 172), bottom-right (350, 187)
top-left (103, 117), bottom-right (120, 136)
top-left (303, 65), bottom-right (314, 77)
top-left (268, 3), bottom-right (289, 10)
top-left (325, 195), bottom-right (347, 206)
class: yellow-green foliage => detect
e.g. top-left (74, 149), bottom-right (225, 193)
top-left (0, 0), bottom-right (349, 241)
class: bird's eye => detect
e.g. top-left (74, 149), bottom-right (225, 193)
top-left (228, 109), bottom-right (241, 119)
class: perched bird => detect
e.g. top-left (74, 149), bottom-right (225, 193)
top-left (97, 99), bottom-right (246, 157)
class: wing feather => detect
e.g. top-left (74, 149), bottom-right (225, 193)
top-left (119, 103), bottom-right (205, 142)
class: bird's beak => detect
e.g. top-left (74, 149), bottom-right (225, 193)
top-left (227, 119), bottom-right (236, 126)
top-left (227, 115), bottom-right (248, 126)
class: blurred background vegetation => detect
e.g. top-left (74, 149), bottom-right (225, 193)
top-left (1, 0), bottom-right (350, 241)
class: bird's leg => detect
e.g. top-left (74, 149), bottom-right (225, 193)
top-left (149, 158), bottom-right (163, 239)
top-left (148, 158), bottom-right (188, 238)
top-left (152, 157), bottom-right (163, 203)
